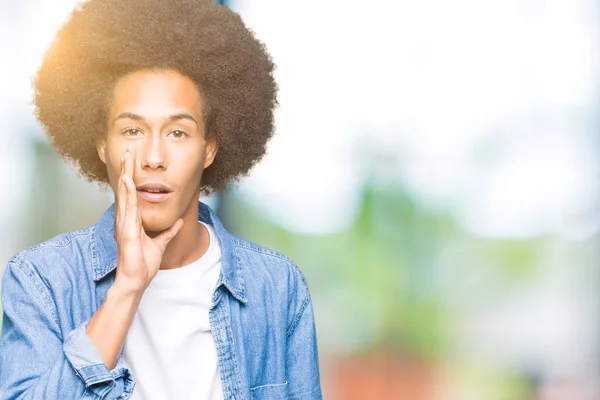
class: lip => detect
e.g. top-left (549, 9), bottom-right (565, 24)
top-left (137, 191), bottom-right (172, 203)
top-left (136, 182), bottom-right (173, 203)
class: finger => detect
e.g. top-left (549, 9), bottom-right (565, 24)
top-left (122, 172), bottom-right (141, 239)
top-left (152, 218), bottom-right (184, 252)
top-left (123, 146), bottom-right (137, 232)
top-left (116, 151), bottom-right (128, 236)
top-left (124, 145), bottom-right (135, 184)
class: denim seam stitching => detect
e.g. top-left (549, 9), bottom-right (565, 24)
top-left (232, 253), bottom-right (246, 302)
top-left (11, 261), bottom-right (60, 326)
top-left (90, 224), bottom-right (100, 281)
top-left (11, 228), bottom-right (93, 263)
top-left (78, 364), bottom-right (113, 382)
top-left (222, 302), bottom-right (243, 399)
top-left (94, 379), bottom-right (115, 397)
top-left (250, 381), bottom-right (289, 391)
top-left (210, 302), bottom-right (233, 398)
top-left (287, 293), bottom-right (310, 338)
top-left (233, 241), bottom-right (295, 264)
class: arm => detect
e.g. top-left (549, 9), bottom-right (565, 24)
top-left (0, 261), bottom-right (134, 400)
top-left (0, 148), bottom-right (182, 399)
top-left (87, 146), bottom-right (182, 370)
top-left (86, 284), bottom-right (142, 370)
top-left (286, 277), bottom-right (323, 400)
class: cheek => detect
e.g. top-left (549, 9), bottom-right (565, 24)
top-left (108, 161), bottom-right (120, 187)
top-left (170, 149), bottom-right (205, 188)
top-left (103, 149), bottom-right (123, 188)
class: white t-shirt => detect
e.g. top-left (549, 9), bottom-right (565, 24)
top-left (124, 222), bottom-right (224, 400)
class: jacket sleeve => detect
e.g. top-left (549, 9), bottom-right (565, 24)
top-left (285, 269), bottom-right (323, 400)
top-left (0, 261), bottom-right (134, 399)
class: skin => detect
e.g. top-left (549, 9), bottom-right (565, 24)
top-left (88, 69), bottom-right (218, 368)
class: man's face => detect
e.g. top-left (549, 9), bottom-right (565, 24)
top-left (97, 69), bottom-right (217, 233)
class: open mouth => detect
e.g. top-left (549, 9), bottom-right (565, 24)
top-left (139, 188), bottom-right (170, 194)
top-left (136, 183), bottom-right (173, 203)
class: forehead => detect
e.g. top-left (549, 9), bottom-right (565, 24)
top-left (109, 69), bottom-right (203, 118)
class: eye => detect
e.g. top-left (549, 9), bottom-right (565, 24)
top-left (168, 130), bottom-right (187, 139)
top-left (123, 127), bottom-right (143, 137)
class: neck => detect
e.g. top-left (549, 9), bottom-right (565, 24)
top-left (157, 198), bottom-right (209, 270)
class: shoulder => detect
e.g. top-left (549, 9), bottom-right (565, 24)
top-left (230, 235), bottom-right (312, 313)
top-left (231, 235), bottom-right (308, 289)
top-left (2, 226), bottom-right (98, 333)
top-left (230, 235), bottom-right (313, 335)
top-left (6, 225), bottom-right (96, 285)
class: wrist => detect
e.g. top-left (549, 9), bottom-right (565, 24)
top-left (110, 278), bottom-right (146, 301)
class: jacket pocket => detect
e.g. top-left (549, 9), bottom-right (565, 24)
top-left (250, 381), bottom-right (288, 399)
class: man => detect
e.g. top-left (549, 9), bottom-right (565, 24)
top-left (0, 0), bottom-right (322, 399)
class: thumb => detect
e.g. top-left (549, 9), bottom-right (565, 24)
top-left (153, 218), bottom-right (184, 251)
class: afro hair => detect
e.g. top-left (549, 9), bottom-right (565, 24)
top-left (33, 0), bottom-right (277, 194)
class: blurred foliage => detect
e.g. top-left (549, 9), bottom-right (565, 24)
top-left (226, 182), bottom-right (546, 360)
top-left (226, 183), bottom-right (454, 357)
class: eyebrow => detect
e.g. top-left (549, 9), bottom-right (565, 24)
top-left (113, 112), bottom-right (199, 127)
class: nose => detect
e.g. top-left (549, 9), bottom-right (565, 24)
top-left (140, 133), bottom-right (167, 171)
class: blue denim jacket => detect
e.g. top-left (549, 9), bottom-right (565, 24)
top-left (0, 202), bottom-right (322, 399)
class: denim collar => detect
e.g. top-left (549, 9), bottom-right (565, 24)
top-left (91, 201), bottom-right (247, 304)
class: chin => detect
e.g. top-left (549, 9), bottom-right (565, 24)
top-left (142, 221), bottom-right (172, 235)
top-left (140, 211), bottom-right (176, 234)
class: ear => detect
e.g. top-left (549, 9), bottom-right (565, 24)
top-left (203, 136), bottom-right (218, 169)
top-left (97, 135), bottom-right (107, 164)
